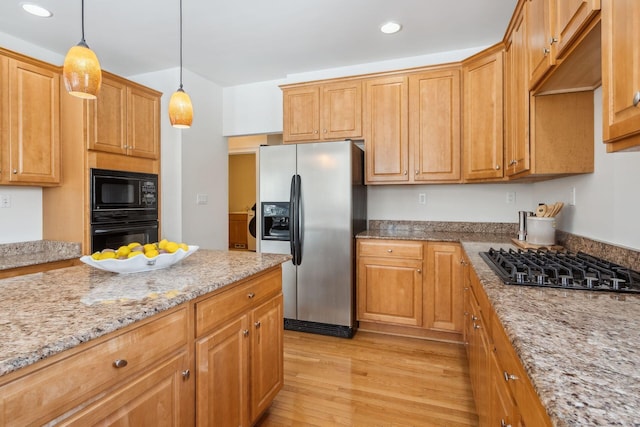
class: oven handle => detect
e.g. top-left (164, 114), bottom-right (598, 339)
top-left (93, 223), bottom-right (158, 235)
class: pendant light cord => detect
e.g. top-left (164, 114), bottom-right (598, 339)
top-left (179, 0), bottom-right (184, 90)
top-left (81, 0), bottom-right (86, 43)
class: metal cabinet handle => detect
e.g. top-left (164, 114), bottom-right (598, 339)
top-left (416, 269), bottom-right (422, 273)
top-left (471, 315), bottom-right (478, 321)
top-left (501, 420), bottom-right (512, 427)
top-left (473, 323), bottom-right (481, 330)
top-left (543, 47), bottom-right (550, 55)
top-left (247, 292), bottom-right (255, 299)
top-left (415, 170), bottom-right (419, 175)
top-left (243, 329), bottom-right (249, 337)
top-left (112, 359), bottom-right (128, 368)
top-left (495, 164), bottom-right (501, 170)
top-left (387, 249), bottom-right (393, 253)
top-left (12, 169), bottom-right (17, 174)
top-left (323, 129), bottom-right (327, 133)
top-left (549, 36), bottom-right (558, 45)
top-left (633, 91), bottom-right (640, 107)
top-left (503, 371), bottom-right (519, 382)
top-left (460, 259), bottom-right (467, 266)
top-left (314, 130), bottom-right (319, 134)
top-left (255, 320), bottom-right (261, 329)
top-left (403, 170), bottom-right (408, 175)
top-left (182, 369), bottom-right (190, 380)
top-left (509, 159), bottom-right (517, 166)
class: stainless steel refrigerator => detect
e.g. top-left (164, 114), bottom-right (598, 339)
top-left (259, 140), bottom-right (366, 338)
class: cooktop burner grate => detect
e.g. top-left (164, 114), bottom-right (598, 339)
top-left (480, 248), bottom-right (640, 294)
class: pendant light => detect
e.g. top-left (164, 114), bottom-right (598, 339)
top-left (169, 0), bottom-right (193, 128)
top-left (63, 0), bottom-right (102, 99)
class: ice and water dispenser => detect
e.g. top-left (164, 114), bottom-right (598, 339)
top-left (261, 202), bottom-right (290, 241)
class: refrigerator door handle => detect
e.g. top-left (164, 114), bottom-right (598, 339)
top-left (293, 174), bottom-right (302, 265)
top-left (289, 174), bottom-right (297, 263)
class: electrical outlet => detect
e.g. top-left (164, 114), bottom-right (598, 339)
top-left (418, 193), bottom-right (426, 205)
top-left (506, 191), bottom-right (516, 204)
top-left (0, 194), bottom-right (10, 208)
top-left (569, 187), bottom-right (576, 206)
top-left (196, 194), bottom-right (208, 205)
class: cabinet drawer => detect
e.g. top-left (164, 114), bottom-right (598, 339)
top-left (358, 240), bottom-right (423, 259)
top-left (492, 315), bottom-right (552, 427)
top-left (0, 306), bottom-right (188, 426)
top-left (195, 267), bottom-right (282, 336)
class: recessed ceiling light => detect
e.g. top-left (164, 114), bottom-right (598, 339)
top-left (21, 3), bottom-right (53, 18)
top-left (380, 21), bottom-right (402, 34)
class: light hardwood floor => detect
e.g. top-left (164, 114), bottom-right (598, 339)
top-left (257, 330), bottom-right (478, 426)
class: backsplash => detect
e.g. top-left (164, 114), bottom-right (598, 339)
top-left (368, 220), bottom-right (640, 271)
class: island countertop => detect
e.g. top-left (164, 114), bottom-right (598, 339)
top-left (0, 249), bottom-right (290, 378)
top-left (358, 229), bottom-right (640, 427)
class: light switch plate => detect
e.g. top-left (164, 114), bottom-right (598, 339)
top-left (0, 194), bottom-right (10, 208)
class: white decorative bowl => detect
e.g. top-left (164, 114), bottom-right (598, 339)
top-left (80, 246), bottom-right (199, 274)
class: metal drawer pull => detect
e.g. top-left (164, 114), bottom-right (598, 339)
top-left (501, 420), bottom-right (512, 427)
top-left (255, 320), bottom-right (261, 329)
top-left (112, 359), bottom-right (128, 368)
top-left (243, 329), bottom-right (249, 337)
top-left (473, 323), bottom-right (481, 330)
top-left (471, 315), bottom-right (478, 321)
top-left (416, 269), bottom-right (422, 273)
top-left (182, 369), bottom-right (190, 380)
top-left (387, 249), bottom-right (393, 253)
top-left (247, 292), bottom-right (255, 299)
top-left (503, 371), bottom-right (519, 382)
top-left (633, 91), bottom-right (640, 107)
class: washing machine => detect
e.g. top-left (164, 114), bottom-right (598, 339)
top-left (247, 205), bottom-right (256, 251)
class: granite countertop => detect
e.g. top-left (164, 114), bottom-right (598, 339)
top-left (359, 228), bottom-right (640, 427)
top-left (0, 249), bottom-right (290, 378)
top-left (0, 240), bottom-right (82, 270)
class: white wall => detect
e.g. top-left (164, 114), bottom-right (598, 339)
top-left (533, 88), bottom-right (640, 251)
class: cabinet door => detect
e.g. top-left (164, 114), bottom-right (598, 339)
top-left (7, 58), bottom-right (60, 184)
top-left (60, 352), bottom-right (191, 426)
top-left (87, 76), bottom-right (127, 155)
top-left (127, 86), bottom-right (160, 159)
top-left (283, 86), bottom-right (320, 143)
top-left (250, 294), bottom-right (284, 423)
top-left (196, 315), bottom-right (250, 427)
top-left (468, 290), bottom-right (491, 427)
top-left (526, 0), bottom-right (555, 88)
top-left (424, 243), bottom-right (463, 333)
top-left (357, 256), bottom-right (422, 326)
top-left (555, 0), bottom-right (600, 58)
top-left (321, 81), bottom-right (362, 140)
top-left (505, 8), bottom-right (531, 177)
top-left (490, 350), bottom-right (524, 427)
top-left (409, 69), bottom-right (461, 182)
top-left (364, 75), bottom-right (409, 183)
top-left (602, 0), bottom-right (640, 147)
top-left (463, 48), bottom-right (504, 181)
top-left (0, 56), bottom-right (7, 182)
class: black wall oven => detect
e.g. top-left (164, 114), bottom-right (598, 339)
top-left (90, 168), bottom-right (159, 253)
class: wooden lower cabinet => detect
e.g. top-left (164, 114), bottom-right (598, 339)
top-left (195, 267), bottom-right (284, 427)
top-left (464, 257), bottom-right (552, 427)
top-left (0, 267), bottom-right (284, 427)
top-left (356, 239), bottom-right (463, 341)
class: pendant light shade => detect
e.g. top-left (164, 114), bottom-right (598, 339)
top-left (169, 0), bottom-right (193, 128)
top-left (63, 0), bottom-right (102, 99)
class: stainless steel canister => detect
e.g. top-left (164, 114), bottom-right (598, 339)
top-left (518, 211), bottom-right (534, 241)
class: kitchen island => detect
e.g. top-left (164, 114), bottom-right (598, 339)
top-left (0, 249), bottom-right (290, 426)
top-left (358, 227), bottom-right (640, 427)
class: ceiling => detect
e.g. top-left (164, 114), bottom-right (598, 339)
top-left (0, 0), bottom-right (517, 87)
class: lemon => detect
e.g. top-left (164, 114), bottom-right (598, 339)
top-left (145, 249), bottom-right (159, 258)
top-left (179, 243), bottom-right (189, 251)
top-left (91, 251), bottom-right (101, 260)
top-left (127, 242), bottom-right (142, 249)
top-left (127, 250), bottom-right (144, 258)
top-left (165, 241), bottom-right (179, 253)
top-left (143, 243), bottom-right (157, 253)
top-left (116, 245), bottom-right (131, 258)
top-left (158, 239), bottom-right (169, 250)
top-left (99, 251), bottom-right (117, 260)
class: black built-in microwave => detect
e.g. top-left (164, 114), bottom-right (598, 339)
top-left (90, 168), bottom-right (158, 223)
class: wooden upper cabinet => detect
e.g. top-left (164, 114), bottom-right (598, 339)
top-left (87, 76), bottom-right (127, 155)
top-left (5, 57), bottom-right (60, 185)
top-left (282, 86), bottom-right (320, 142)
top-left (321, 81), bottom-right (362, 140)
top-left (409, 68), bottom-right (461, 182)
top-left (505, 4), bottom-right (531, 177)
top-left (463, 46), bottom-right (504, 181)
top-left (555, 0), bottom-right (601, 58)
top-left (602, 0), bottom-right (640, 151)
top-left (363, 75), bottom-right (409, 183)
top-left (526, 0), bottom-right (556, 88)
top-left (87, 73), bottom-right (160, 159)
top-left (282, 81), bottom-right (362, 143)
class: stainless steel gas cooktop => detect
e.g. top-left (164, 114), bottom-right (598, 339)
top-left (480, 248), bottom-right (640, 294)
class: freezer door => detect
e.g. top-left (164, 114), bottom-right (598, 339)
top-left (260, 240), bottom-right (297, 319)
top-left (296, 141), bottom-right (355, 327)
